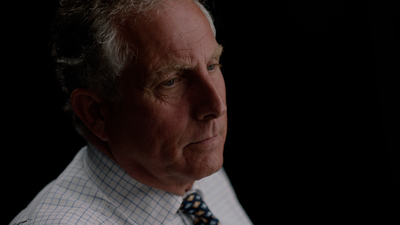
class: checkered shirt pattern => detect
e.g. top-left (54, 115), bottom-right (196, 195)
top-left (11, 145), bottom-right (252, 225)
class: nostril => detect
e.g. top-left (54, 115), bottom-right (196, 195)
top-left (194, 94), bottom-right (227, 121)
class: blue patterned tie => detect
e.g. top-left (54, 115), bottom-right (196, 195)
top-left (180, 192), bottom-right (221, 225)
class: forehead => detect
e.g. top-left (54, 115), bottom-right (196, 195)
top-left (123, 0), bottom-right (218, 70)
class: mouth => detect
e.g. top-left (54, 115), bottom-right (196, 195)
top-left (186, 135), bottom-right (219, 148)
top-left (192, 136), bottom-right (218, 145)
top-left (184, 121), bottom-right (227, 151)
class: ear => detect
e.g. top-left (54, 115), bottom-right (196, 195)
top-left (70, 89), bottom-right (109, 141)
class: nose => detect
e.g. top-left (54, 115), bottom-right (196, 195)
top-left (192, 74), bottom-right (227, 121)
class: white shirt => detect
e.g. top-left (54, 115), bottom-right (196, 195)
top-left (11, 145), bottom-right (252, 225)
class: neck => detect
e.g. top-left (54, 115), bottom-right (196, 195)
top-left (91, 141), bottom-right (195, 196)
top-left (119, 162), bottom-right (195, 195)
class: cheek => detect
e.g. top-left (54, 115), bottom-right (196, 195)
top-left (151, 108), bottom-right (191, 151)
top-left (107, 97), bottom-right (191, 159)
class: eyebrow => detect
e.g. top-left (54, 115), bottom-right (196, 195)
top-left (155, 44), bottom-right (224, 74)
top-left (212, 44), bottom-right (224, 60)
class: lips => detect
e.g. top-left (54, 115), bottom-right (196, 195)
top-left (190, 135), bottom-right (218, 145)
top-left (184, 135), bottom-right (220, 151)
top-left (184, 121), bottom-right (226, 149)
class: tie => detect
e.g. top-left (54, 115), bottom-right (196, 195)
top-left (180, 192), bottom-right (221, 225)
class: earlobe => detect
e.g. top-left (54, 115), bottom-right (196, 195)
top-left (70, 89), bottom-right (109, 141)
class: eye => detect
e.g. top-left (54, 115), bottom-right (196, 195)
top-left (207, 64), bottom-right (222, 71)
top-left (162, 78), bottom-right (180, 87)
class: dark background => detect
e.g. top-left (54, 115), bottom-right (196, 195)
top-left (4, 0), bottom-right (399, 224)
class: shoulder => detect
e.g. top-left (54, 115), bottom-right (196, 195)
top-left (10, 148), bottom-right (121, 225)
top-left (10, 181), bottom-right (108, 225)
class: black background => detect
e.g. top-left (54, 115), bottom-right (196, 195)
top-left (4, 0), bottom-right (399, 224)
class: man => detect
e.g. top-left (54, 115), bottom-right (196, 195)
top-left (11, 0), bottom-right (252, 224)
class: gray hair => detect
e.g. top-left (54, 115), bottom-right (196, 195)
top-left (52, 0), bottom-right (216, 137)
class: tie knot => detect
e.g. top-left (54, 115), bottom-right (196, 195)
top-left (180, 193), bottom-right (220, 225)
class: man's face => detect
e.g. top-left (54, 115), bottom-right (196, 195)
top-left (105, 0), bottom-right (227, 184)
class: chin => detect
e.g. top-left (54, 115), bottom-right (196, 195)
top-left (183, 146), bottom-right (224, 180)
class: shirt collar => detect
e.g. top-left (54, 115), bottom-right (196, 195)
top-left (84, 144), bottom-right (184, 224)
